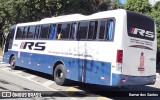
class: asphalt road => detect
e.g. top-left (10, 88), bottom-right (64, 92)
top-left (0, 62), bottom-right (159, 100)
top-left (0, 62), bottom-right (79, 100)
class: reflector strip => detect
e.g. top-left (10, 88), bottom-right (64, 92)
top-left (67, 70), bottom-right (72, 72)
top-left (48, 66), bottom-right (51, 68)
top-left (101, 77), bottom-right (108, 80)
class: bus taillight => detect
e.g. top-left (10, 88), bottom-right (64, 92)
top-left (116, 50), bottom-right (123, 63)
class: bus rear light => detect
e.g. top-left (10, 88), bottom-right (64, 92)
top-left (116, 50), bottom-right (123, 63)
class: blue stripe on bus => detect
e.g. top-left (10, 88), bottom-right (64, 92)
top-left (112, 73), bottom-right (122, 86)
top-left (3, 50), bottom-right (112, 86)
top-left (3, 51), bottom-right (155, 86)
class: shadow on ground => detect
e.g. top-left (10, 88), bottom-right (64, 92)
top-left (7, 66), bottom-right (160, 100)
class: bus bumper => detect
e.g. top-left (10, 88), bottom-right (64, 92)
top-left (121, 75), bottom-right (156, 86)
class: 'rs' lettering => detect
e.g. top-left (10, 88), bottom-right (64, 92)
top-left (23, 42), bottom-right (34, 50)
top-left (34, 42), bottom-right (46, 51)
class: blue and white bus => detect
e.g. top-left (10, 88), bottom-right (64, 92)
top-left (3, 9), bottom-right (157, 86)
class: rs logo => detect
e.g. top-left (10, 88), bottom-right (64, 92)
top-left (20, 42), bottom-right (46, 51)
top-left (130, 27), bottom-right (154, 39)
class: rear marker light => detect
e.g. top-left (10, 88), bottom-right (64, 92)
top-left (48, 66), bottom-right (51, 68)
top-left (67, 70), bottom-right (72, 72)
top-left (101, 77), bottom-right (108, 80)
top-left (116, 50), bottom-right (123, 63)
top-left (112, 66), bottom-right (116, 68)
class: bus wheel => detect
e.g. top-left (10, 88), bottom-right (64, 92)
top-left (54, 64), bottom-right (67, 86)
top-left (10, 56), bottom-right (17, 70)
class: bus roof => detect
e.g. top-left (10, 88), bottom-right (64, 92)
top-left (16, 9), bottom-right (127, 26)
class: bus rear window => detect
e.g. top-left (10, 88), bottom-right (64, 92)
top-left (127, 11), bottom-right (155, 41)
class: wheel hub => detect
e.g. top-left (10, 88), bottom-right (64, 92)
top-left (60, 73), bottom-right (63, 79)
top-left (11, 60), bottom-right (15, 66)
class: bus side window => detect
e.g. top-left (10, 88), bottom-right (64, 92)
top-left (9, 28), bottom-right (15, 39)
top-left (56, 24), bottom-right (62, 40)
top-left (69, 23), bottom-right (77, 39)
top-left (99, 20), bottom-right (107, 40)
top-left (22, 27), bottom-right (28, 39)
top-left (49, 24), bottom-right (56, 39)
top-left (88, 21), bottom-right (98, 40)
top-left (99, 19), bottom-right (114, 40)
top-left (27, 25), bottom-right (36, 39)
top-left (40, 24), bottom-right (50, 39)
top-left (35, 26), bottom-right (40, 39)
top-left (60, 23), bottom-right (71, 39)
top-left (107, 19), bottom-right (114, 41)
top-left (16, 27), bottom-right (24, 39)
top-left (77, 22), bottom-right (89, 40)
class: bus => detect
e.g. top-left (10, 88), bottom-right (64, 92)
top-left (3, 9), bottom-right (157, 86)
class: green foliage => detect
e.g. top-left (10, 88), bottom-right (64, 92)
top-left (110, 0), bottom-right (124, 9)
top-left (80, 0), bottom-right (111, 14)
top-left (152, 2), bottom-right (160, 38)
top-left (0, 0), bottom-right (116, 34)
top-left (125, 0), bottom-right (152, 14)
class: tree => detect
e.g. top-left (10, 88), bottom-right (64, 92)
top-left (57, 0), bottom-right (112, 15)
top-left (144, 2), bottom-right (160, 47)
top-left (110, 0), bottom-right (124, 10)
top-left (125, 0), bottom-right (152, 14)
top-left (0, 0), bottom-right (116, 35)
top-left (152, 2), bottom-right (160, 41)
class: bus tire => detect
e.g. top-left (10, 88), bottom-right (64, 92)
top-left (10, 56), bottom-right (17, 70)
top-left (54, 64), bottom-right (67, 86)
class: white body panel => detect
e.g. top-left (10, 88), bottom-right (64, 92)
top-left (12, 40), bottom-right (117, 63)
